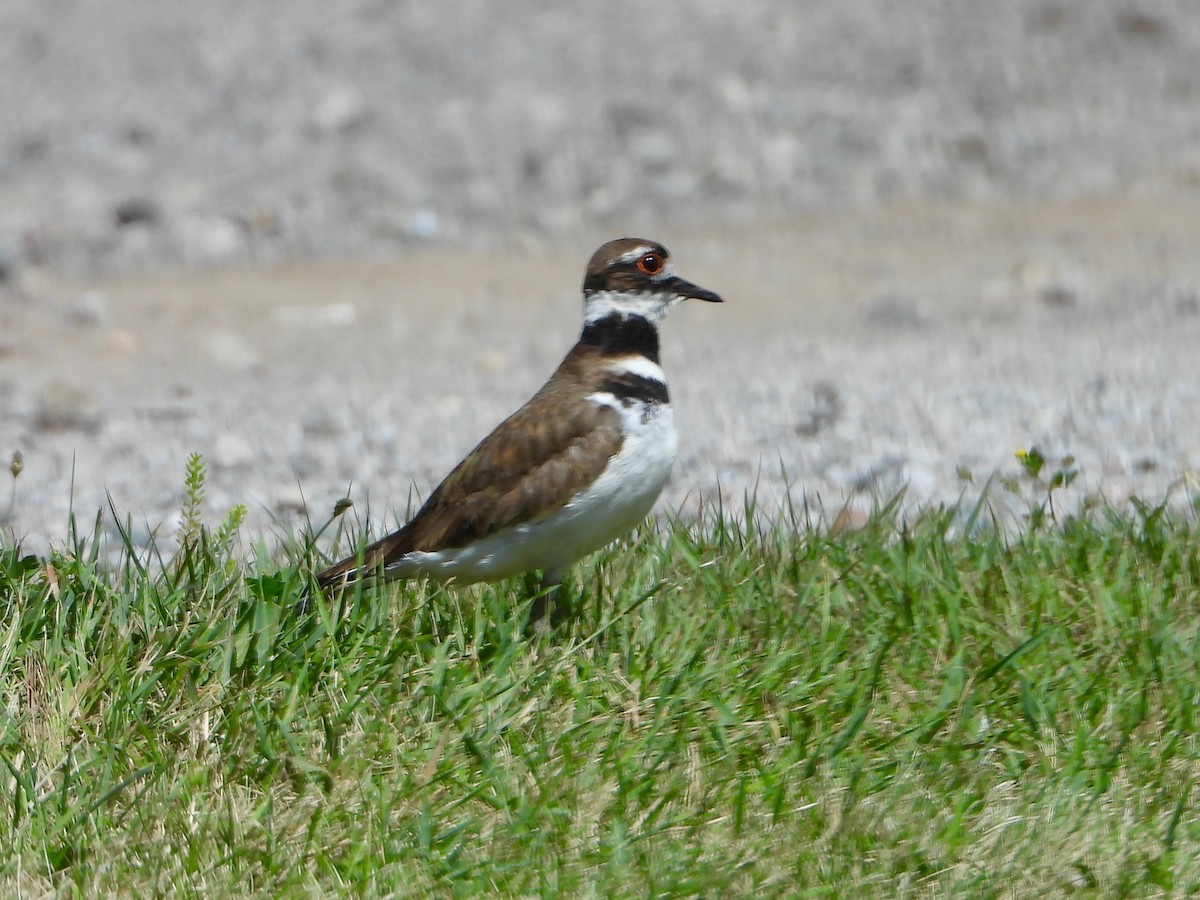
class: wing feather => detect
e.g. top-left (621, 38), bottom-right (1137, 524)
top-left (315, 353), bottom-right (623, 590)
top-left (404, 395), bottom-right (623, 550)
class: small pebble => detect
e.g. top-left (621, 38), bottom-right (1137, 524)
top-left (403, 210), bottom-right (441, 241)
top-left (103, 330), bottom-right (137, 354)
top-left (213, 433), bottom-right (255, 469)
top-left (795, 380), bottom-right (842, 437)
top-left (203, 331), bottom-right (261, 370)
top-left (272, 303), bottom-right (357, 327)
top-left (275, 484), bottom-right (308, 514)
top-left (66, 291), bottom-right (110, 327)
top-left (302, 409), bottom-right (343, 439)
top-left (864, 294), bottom-right (926, 328)
top-left (1017, 261), bottom-right (1094, 309)
top-left (113, 197), bottom-right (160, 227)
top-left (311, 88), bottom-right (371, 135)
top-left (35, 382), bottom-right (101, 432)
top-left (179, 215), bottom-right (245, 265)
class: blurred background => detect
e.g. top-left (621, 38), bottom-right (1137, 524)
top-left (2, 0), bottom-right (1199, 548)
top-left (3, 1), bottom-right (1197, 271)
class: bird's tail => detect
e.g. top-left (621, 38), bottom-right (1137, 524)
top-left (297, 554), bottom-right (376, 617)
top-left (314, 554), bottom-right (368, 593)
top-left (313, 525), bottom-right (416, 594)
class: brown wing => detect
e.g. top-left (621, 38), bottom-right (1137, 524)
top-left (401, 392), bottom-right (623, 550)
top-left (316, 351), bottom-right (623, 590)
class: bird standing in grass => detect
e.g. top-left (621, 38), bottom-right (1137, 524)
top-left (316, 238), bottom-right (722, 624)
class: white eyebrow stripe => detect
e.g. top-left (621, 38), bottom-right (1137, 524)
top-left (613, 246), bottom-right (658, 265)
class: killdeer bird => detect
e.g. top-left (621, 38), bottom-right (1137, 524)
top-left (315, 238), bottom-right (721, 623)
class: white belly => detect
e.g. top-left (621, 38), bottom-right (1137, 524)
top-left (393, 400), bottom-right (678, 583)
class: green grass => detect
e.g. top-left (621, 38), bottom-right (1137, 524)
top-left (2, 492), bottom-right (1200, 897)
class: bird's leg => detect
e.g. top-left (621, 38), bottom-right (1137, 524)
top-left (526, 569), bottom-right (571, 633)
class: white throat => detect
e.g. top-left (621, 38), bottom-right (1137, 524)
top-left (583, 290), bottom-right (681, 326)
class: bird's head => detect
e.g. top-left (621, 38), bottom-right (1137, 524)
top-left (581, 238), bottom-right (722, 325)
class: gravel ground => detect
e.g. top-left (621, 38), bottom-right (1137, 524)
top-left (2, 2), bottom-right (1199, 553)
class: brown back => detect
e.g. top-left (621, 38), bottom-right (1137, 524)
top-left (345, 345), bottom-right (624, 574)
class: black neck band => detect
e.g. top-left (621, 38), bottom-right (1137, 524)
top-left (579, 313), bottom-right (660, 363)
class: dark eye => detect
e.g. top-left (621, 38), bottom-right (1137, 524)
top-left (636, 252), bottom-right (665, 275)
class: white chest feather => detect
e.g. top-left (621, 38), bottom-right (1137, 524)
top-left (562, 392), bottom-right (678, 545)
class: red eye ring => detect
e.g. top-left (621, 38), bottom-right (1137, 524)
top-left (636, 252), bottom-right (665, 275)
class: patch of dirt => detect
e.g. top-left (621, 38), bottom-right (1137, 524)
top-left (3, 1), bottom-right (1200, 550)
top-left (3, 195), bottom-right (1199, 551)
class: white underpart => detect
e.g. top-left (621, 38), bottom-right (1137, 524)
top-left (385, 360), bottom-right (677, 584)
